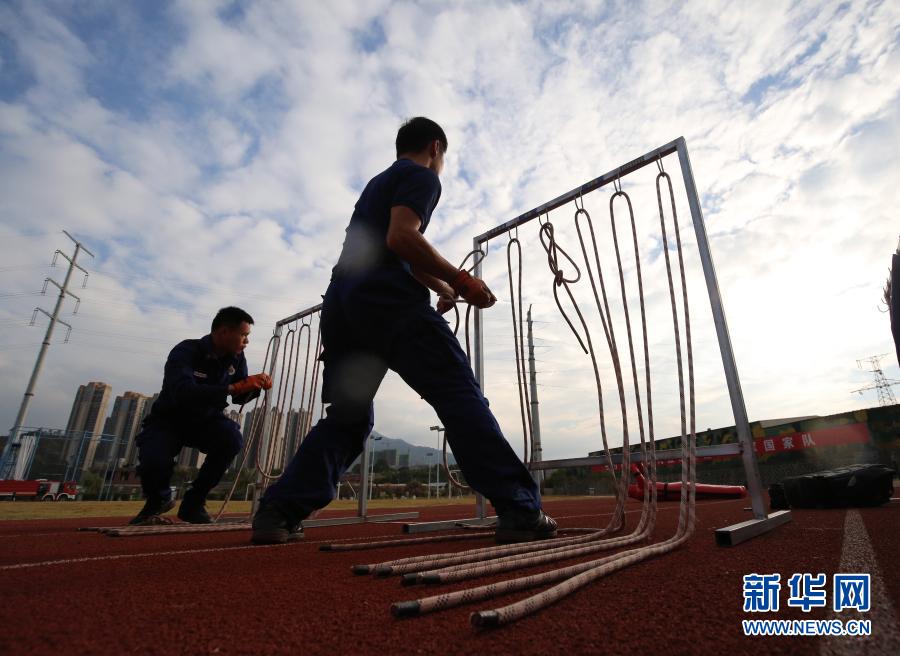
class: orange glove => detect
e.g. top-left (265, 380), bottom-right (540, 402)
top-left (231, 373), bottom-right (273, 396)
top-left (451, 270), bottom-right (497, 308)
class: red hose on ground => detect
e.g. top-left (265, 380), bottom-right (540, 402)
top-left (628, 463), bottom-right (746, 501)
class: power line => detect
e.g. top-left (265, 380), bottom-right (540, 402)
top-left (0, 291), bottom-right (42, 299)
top-left (0, 342), bottom-right (45, 351)
top-left (64, 339), bottom-right (169, 358)
top-left (88, 267), bottom-right (318, 304)
top-left (72, 328), bottom-right (175, 344)
top-left (0, 265), bottom-right (52, 273)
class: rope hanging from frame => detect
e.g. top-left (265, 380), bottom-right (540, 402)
top-left (507, 229), bottom-right (532, 465)
top-left (439, 248), bottom-right (487, 491)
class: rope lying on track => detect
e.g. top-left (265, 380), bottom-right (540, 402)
top-left (324, 531), bottom-right (496, 559)
top-left (358, 529), bottom-right (606, 577)
top-left (102, 522), bottom-right (253, 537)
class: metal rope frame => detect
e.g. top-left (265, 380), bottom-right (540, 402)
top-left (404, 137), bottom-right (790, 545)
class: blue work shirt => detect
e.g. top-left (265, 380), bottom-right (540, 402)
top-left (144, 334), bottom-right (257, 425)
top-left (332, 158), bottom-right (441, 307)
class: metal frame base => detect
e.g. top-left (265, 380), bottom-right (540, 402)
top-left (715, 510), bottom-right (792, 547)
top-left (403, 516), bottom-right (496, 534)
top-left (305, 511), bottom-right (419, 528)
top-left (87, 511), bottom-right (420, 537)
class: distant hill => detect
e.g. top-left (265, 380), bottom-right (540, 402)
top-left (364, 430), bottom-right (456, 467)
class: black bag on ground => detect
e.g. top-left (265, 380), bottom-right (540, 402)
top-left (781, 464), bottom-right (895, 509)
top-left (768, 483), bottom-right (789, 510)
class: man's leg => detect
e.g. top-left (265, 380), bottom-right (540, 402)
top-left (388, 308), bottom-right (541, 515)
top-left (132, 422), bottom-right (182, 524)
top-left (253, 287), bottom-right (388, 543)
top-left (178, 415), bottom-right (243, 523)
top-left (257, 354), bottom-right (385, 519)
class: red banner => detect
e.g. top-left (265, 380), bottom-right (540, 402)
top-left (753, 422), bottom-right (870, 455)
top-left (590, 423), bottom-right (872, 472)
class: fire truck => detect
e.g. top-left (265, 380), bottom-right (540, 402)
top-left (0, 479), bottom-right (78, 501)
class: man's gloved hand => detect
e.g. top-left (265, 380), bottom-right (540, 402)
top-left (436, 292), bottom-right (457, 315)
top-left (451, 270), bottom-right (497, 309)
top-left (230, 373), bottom-right (273, 396)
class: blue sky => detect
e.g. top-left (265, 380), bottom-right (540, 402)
top-left (0, 0), bottom-right (898, 457)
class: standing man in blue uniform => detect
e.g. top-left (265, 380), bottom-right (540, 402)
top-left (252, 117), bottom-right (556, 544)
top-left (130, 306), bottom-right (272, 525)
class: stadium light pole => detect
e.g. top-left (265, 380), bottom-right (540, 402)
top-left (368, 433), bottom-right (382, 503)
top-left (430, 425), bottom-right (444, 499)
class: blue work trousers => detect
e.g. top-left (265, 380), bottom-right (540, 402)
top-left (263, 280), bottom-right (540, 520)
top-left (135, 414), bottom-right (243, 501)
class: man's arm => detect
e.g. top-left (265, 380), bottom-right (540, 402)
top-left (229, 355), bottom-right (261, 405)
top-left (386, 206), bottom-right (459, 284)
top-left (410, 266), bottom-right (455, 298)
top-left (387, 206), bottom-right (496, 309)
top-left (163, 343), bottom-right (229, 407)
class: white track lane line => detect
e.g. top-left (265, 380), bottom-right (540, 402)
top-left (820, 509), bottom-right (900, 655)
top-left (0, 542), bottom-right (308, 571)
top-left (0, 531), bottom-right (474, 571)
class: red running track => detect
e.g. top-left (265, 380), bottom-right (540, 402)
top-left (1, 496), bottom-right (897, 655)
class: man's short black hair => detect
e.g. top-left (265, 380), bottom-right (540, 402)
top-left (211, 306), bottom-right (254, 331)
top-left (395, 117), bottom-right (448, 157)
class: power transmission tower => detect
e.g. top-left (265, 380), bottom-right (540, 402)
top-left (852, 354), bottom-right (899, 406)
top-left (0, 231), bottom-right (94, 479)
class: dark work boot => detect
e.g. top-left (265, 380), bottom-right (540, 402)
top-left (128, 496), bottom-right (175, 525)
top-left (495, 508), bottom-right (558, 543)
top-left (177, 490), bottom-right (212, 524)
top-left (251, 501), bottom-right (305, 544)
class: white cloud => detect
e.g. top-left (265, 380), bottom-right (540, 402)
top-left (0, 0), bottom-right (897, 463)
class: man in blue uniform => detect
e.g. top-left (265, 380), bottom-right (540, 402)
top-left (130, 306), bottom-right (272, 525)
top-left (252, 117), bottom-right (556, 544)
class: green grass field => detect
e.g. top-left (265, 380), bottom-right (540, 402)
top-left (0, 495), bottom-right (484, 521)
top-left (0, 495), bottom-right (595, 521)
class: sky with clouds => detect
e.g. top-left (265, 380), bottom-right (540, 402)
top-left (1, 0), bottom-right (898, 460)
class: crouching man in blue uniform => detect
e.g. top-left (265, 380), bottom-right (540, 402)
top-left (252, 117), bottom-right (556, 544)
top-left (130, 306), bottom-right (273, 525)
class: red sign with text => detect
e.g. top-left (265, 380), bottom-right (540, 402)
top-left (591, 422), bottom-right (872, 472)
top-left (753, 422), bottom-right (871, 455)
